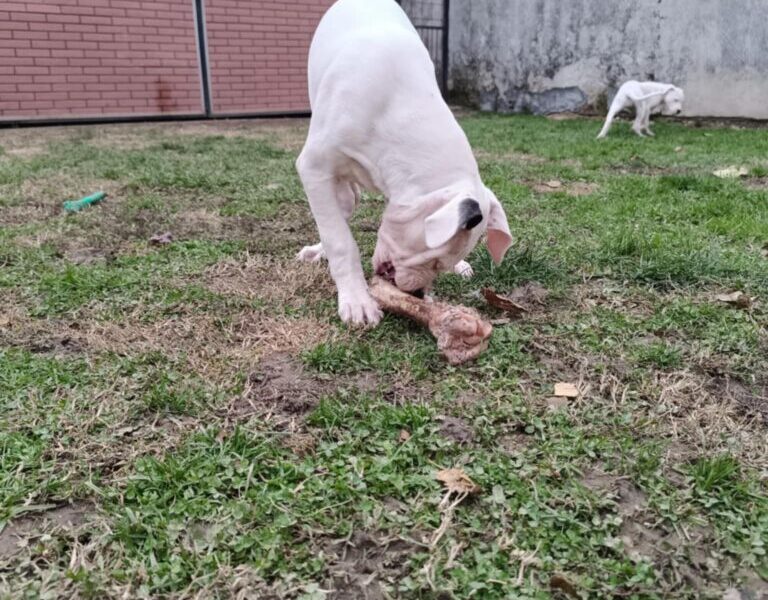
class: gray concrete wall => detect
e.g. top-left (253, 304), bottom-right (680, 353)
top-left (448, 0), bottom-right (768, 118)
top-left (400, 0), bottom-right (443, 27)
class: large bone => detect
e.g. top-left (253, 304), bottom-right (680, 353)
top-left (369, 277), bottom-right (492, 365)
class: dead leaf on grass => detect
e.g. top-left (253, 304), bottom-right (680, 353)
top-left (149, 232), bottom-right (173, 246)
top-left (715, 291), bottom-right (752, 309)
top-left (435, 468), bottom-right (481, 496)
top-left (482, 288), bottom-right (528, 316)
top-left (554, 382), bottom-right (579, 398)
top-left (713, 166), bottom-right (749, 179)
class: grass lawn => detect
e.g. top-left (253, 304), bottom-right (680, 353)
top-left (1, 113), bottom-right (767, 599)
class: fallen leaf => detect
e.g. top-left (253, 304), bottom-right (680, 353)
top-left (436, 468), bottom-right (481, 496)
top-left (713, 166), bottom-right (749, 179)
top-left (550, 573), bottom-right (579, 597)
top-left (149, 232), bottom-right (173, 245)
top-left (715, 291), bottom-right (752, 309)
top-left (399, 429), bottom-right (411, 443)
top-left (545, 180), bottom-right (563, 189)
top-left (482, 288), bottom-right (528, 316)
top-left (554, 382), bottom-right (579, 398)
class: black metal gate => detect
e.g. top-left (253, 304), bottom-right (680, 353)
top-left (397, 0), bottom-right (449, 93)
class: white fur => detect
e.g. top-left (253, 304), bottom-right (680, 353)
top-left (597, 81), bottom-right (685, 139)
top-left (297, 0), bottom-right (512, 326)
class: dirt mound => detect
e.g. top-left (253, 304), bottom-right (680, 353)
top-left (0, 503), bottom-right (93, 562)
top-left (324, 531), bottom-right (420, 600)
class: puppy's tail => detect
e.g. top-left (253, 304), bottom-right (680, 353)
top-left (634, 86), bottom-right (675, 102)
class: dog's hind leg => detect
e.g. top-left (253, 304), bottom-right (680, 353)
top-left (296, 182), bottom-right (359, 263)
top-left (597, 96), bottom-right (624, 139)
top-left (632, 103), bottom-right (649, 137)
top-left (642, 110), bottom-right (655, 136)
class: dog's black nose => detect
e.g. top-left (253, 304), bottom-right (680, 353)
top-left (409, 288), bottom-right (425, 299)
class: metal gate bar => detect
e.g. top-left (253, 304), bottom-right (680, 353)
top-left (397, 0), bottom-right (449, 93)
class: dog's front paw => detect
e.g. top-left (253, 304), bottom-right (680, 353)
top-left (338, 291), bottom-right (382, 327)
top-left (296, 243), bottom-right (326, 263)
top-left (454, 260), bottom-right (474, 279)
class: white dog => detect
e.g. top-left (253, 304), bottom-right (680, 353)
top-left (597, 81), bottom-right (685, 139)
top-left (296, 0), bottom-right (512, 326)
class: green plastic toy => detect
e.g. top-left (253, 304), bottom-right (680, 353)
top-left (63, 191), bottom-right (106, 213)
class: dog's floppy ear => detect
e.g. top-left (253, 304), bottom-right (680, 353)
top-left (485, 187), bottom-right (513, 264)
top-left (425, 195), bottom-right (484, 249)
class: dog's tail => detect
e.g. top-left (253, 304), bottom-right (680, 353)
top-left (633, 86), bottom-right (675, 102)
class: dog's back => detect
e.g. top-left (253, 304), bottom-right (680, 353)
top-left (308, 0), bottom-right (433, 108)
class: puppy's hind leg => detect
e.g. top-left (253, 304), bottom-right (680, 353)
top-left (296, 183), bottom-right (359, 263)
top-left (297, 242), bottom-right (326, 263)
top-left (632, 102), bottom-right (649, 137)
top-left (641, 107), bottom-right (655, 136)
top-left (597, 97), bottom-right (623, 139)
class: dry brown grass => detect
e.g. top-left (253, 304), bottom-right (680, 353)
top-left (529, 180), bottom-right (599, 196)
top-left (204, 253), bottom-right (335, 309)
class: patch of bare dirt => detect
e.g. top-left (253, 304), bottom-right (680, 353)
top-left (707, 375), bottom-right (768, 426)
top-left (576, 472), bottom-right (719, 594)
top-left (652, 370), bottom-right (768, 469)
top-left (226, 353), bottom-right (387, 431)
top-left (498, 432), bottom-right (533, 455)
top-left (0, 503), bottom-right (93, 562)
top-left (530, 180), bottom-right (599, 197)
top-left (744, 177), bottom-right (768, 191)
top-left (506, 281), bottom-right (549, 310)
top-left (570, 280), bottom-right (655, 318)
top-left (437, 416), bottom-right (475, 444)
top-left (580, 468), bottom-right (647, 517)
top-left (323, 531), bottom-right (421, 600)
top-left (233, 353), bottom-right (332, 420)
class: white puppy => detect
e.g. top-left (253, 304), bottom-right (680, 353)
top-left (597, 81), bottom-right (685, 139)
top-left (296, 0), bottom-right (513, 326)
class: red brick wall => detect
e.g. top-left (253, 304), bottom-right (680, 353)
top-left (204, 0), bottom-right (333, 114)
top-left (1, 0), bottom-right (203, 120)
top-left (0, 0), bottom-right (334, 122)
